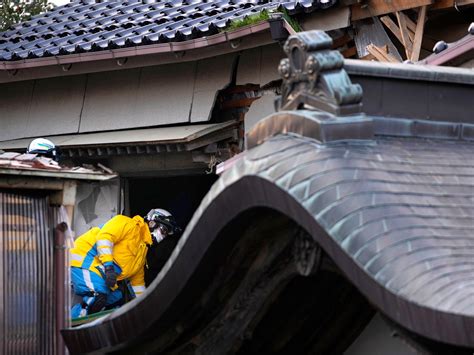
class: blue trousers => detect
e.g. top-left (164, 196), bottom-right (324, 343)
top-left (71, 267), bottom-right (122, 318)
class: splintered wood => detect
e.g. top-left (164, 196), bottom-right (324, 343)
top-left (366, 44), bottom-right (400, 63)
top-left (359, 5), bottom-right (429, 62)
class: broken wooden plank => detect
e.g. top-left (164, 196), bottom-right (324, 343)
top-left (411, 6), bottom-right (427, 61)
top-left (351, 0), bottom-right (433, 21)
top-left (396, 11), bottom-right (413, 58)
top-left (366, 44), bottom-right (389, 61)
top-left (366, 44), bottom-right (401, 63)
top-left (360, 53), bottom-right (377, 61)
top-left (353, 17), bottom-right (403, 61)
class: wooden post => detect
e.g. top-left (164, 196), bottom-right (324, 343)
top-left (62, 181), bottom-right (76, 223)
top-left (411, 6), bottom-right (427, 61)
top-left (51, 180), bottom-right (76, 355)
top-left (54, 223), bottom-right (68, 355)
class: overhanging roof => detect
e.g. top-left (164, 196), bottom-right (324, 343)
top-left (0, 0), bottom-right (337, 65)
top-left (0, 121), bottom-right (238, 157)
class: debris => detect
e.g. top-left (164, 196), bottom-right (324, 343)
top-left (0, 152), bottom-right (116, 176)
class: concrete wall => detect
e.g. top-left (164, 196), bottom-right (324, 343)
top-left (0, 53), bottom-right (235, 141)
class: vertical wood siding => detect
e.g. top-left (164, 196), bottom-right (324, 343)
top-left (0, 192), bottom-right (57, 354)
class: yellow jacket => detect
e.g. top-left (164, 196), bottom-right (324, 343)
top-left (70, 215), bottom-right (152, 296)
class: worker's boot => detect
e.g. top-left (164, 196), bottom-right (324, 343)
top-left (88, 293), bottom-right (107, 314)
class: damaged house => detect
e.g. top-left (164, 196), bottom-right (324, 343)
top-left (0, 0), bottom-right (473, 233)
top-left (0, 0), bottom-right (473, 354)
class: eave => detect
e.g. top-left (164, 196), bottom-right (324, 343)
top-left (0, 21), bottom-right (274, 83)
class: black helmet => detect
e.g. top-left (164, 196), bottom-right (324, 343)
top-left (145, 208), bottom-right (181, 242)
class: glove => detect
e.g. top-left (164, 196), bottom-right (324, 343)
top-left (104, 265), bottom-right (117, 288)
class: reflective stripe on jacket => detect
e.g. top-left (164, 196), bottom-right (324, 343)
top-left (70, 215), bottom-right (152, 291)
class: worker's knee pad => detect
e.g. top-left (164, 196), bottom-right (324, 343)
top-left (88, 293), bottom-right (107, 314)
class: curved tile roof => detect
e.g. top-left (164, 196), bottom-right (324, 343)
top-left (0, 0), bottom-right (337, 61)
top-left (61, 131), bottom-right (474, 352)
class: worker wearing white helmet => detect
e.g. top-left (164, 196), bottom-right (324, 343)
top-left (27, 138), bottom-right (60, 161)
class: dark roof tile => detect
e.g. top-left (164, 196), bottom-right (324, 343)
top-left (0, 0), bottom-right (337, 61)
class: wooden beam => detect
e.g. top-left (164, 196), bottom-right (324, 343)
top-left (351, 0), bottom-right (433, 21)
top-left (0, 176), bottom-right (64, 190)
top-left (396, 11), bottom-right (413, 59)
top-left (380, 15), bottom-right (435, 51)
top-left (411, 6), bottom-right (427, 61)
top-left (366, 44), bottom-right (401, 63)
top-left (403, 13), bottom-right (417, 33)
top-left (367, 45), bottom-right (382, 61)
top-left (430, 0), bottom-right (453, 10)
top-left (380, 16), bottom-right (404, 44)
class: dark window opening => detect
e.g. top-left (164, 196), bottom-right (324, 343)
top-left (128, 174), bottom-right (218, 286)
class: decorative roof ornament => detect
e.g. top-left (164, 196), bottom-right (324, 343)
top-left (277, 30), bottom-right (363, 116)
top-left (247, 30), bottom-right (373, 149)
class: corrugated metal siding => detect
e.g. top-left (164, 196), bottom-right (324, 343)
top-left (0, 192), bottom-right (57, 354)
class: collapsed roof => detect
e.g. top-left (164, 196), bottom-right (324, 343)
top-left (0, 151), bottom-right (117, 180)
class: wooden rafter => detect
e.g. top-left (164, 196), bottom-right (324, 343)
top-left (396, 11), bottom-right (413, 59)
top-left (380, 15), bottom-right (404, 44)
top-left (411, 6), bottom-right (427, 61)
top-left (381, 13), bottom-right (436, 53)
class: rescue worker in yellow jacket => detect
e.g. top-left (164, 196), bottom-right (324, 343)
top-left (70, 209), bottom-right (180, 318)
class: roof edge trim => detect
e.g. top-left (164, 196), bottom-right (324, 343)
top-left (246, 111), bottom-right (373, 149)
top-left (0, 21), bottom-right (271, 71)
top-left (345, 58), bottom-right (474, 85)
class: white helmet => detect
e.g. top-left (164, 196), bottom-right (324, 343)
top-left (27, 138), bottom-right (59, 161)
